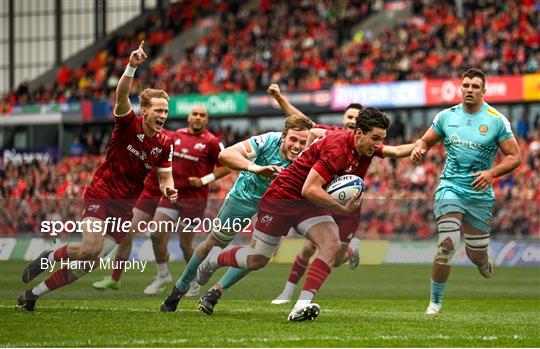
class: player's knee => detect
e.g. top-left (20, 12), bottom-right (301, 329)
top-left (197, 237), bottom-right (218, 255)
top-left (79, 245), bottom-right (101, 260)
top-left (247, 254), bottom-right (269, 270)
top-left (324, 238), bottom-right (341, 258)
top-left (464, 233), bottom-right (489, 263)
top-left (333, 247), bottom-right (348, 267)
top-left (211, 227), bottom-right (236, 247)
top-left (300, 241), bottom-right (316, 259)
top-left (435, 217), bottom-right (461, 265)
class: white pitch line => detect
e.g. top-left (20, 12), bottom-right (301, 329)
top-left (3, 334), bottom-right (528, 347)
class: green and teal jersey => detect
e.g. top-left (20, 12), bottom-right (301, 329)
top-left (431, 102), bottom-right (514, 195)
top-left (227, 131), bottom-right (290, 204)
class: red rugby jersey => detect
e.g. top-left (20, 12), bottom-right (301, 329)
top-left (84, 110), bottom-right (173, 201)
top-left (265, 129), bottom-right (383, 201)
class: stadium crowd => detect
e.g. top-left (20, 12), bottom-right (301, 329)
top-left (2, 0), bottom-right (538, 108)
top-left (2, 130), bottom-right (538, 239)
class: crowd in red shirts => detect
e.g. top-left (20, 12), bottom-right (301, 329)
top-left (2, 130), bottom-right (538, 239)
top-left (2, 0), bottom-right (537, 111)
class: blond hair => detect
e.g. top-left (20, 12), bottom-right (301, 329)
top-left (138, 88), bottom-right (169, 108)
top-left (282, 114), bottom-right (314, 135)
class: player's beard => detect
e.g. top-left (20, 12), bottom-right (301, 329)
top-left (190, 123), bottom-right (204, 133)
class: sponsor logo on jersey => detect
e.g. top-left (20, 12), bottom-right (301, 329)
top-left (487, 107), bottom-right (500, 117)
top-left (448, 133), bottom-right (482, 149)
top-left (194, 142), bottom-right (206, 151)
top-left (137, 134), bottom-right (145, 142)
top-left (175, 139), bottom-right (181, 145)
top-left (174, 150), bottom-right (200, 162)
top-left (87, 204), bottom-right (100, 212)
top-left (466, 119), bottom-right (472, 126)
top-left (479, 124), bottom-right (488, 135)
top-left (150, 147), bottom-right (162, 156)
top-left (127, 144), bottom-right (148, 162)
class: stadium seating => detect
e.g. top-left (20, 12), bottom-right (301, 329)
top-left (3, 0), bottom-right (537, 106)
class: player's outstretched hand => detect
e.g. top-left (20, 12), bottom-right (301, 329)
top-left (254, 165), bottom-right (283, 179)
top-left (128, 41), bottom-right (148, 68)
top-left (188, 176), bottom-right (203, 188)
top-left (267, 84), bottom-right (281, 99)
top-left (471, 170), bottom-right (494, 192)
top-left (410, 144), bottom-right (427, 164)
top-left (165, 186), bottom-right (178, 203)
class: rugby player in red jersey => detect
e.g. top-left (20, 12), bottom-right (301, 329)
top-left (17, 41), bottom-right (177, 311)
top-left (268, 84), bottom-right (369, 302)
top-left (268, 83), bottom-right (364, 265)
top-left (92, 106), bottom-right (230, 295)
top-left (91, 148), bottom-right (170, 292)
top-left (142, 105), bottom-right (231, 295)
top-left (196, 108), bottom-right (414, 321)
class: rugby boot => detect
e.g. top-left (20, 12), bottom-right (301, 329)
top-left (22, 250), bottom-right (53, 283)
top-left (92, 276), bottom-right (121, 291)
top-left (17, 290), bottom-right (39, 311)
top-left (160, 286), bottom-right (183, 312)
top-left (198, 289), bottom-right (222, 315)
top-left (287, 302), bottom-right (320, 321)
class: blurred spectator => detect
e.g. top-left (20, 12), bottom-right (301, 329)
top-left (69, 137), bottom-right (84, 158)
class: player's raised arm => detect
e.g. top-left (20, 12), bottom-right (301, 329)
top-left (218, 140), bottom-right (282, 179)
top-left (268, 84), bottom-right (310, 120)
top-left (410, 128), bottom-right (442, 164)
top-left (114, 41), bottom-right (148, 117)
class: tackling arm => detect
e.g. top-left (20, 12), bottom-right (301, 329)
top-left (382, 143), bottom-right (416, 158)
top-left (218, 141), bottom-right (282, 178)
top-left (410, 128), bottom-right (442, 164)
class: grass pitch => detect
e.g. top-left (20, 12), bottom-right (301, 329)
top-left (1, 261), bottom-right (539, 347)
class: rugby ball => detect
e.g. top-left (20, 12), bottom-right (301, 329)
top-left (326, 175), bottom-right (365, 204)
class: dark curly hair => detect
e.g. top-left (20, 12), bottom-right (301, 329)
top-left (354, 107), bottom-right (390, 133)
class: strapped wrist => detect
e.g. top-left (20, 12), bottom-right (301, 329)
top-left (200, 173), bottom-right (216, 186)
top-left (247, 162), bottom-right (262, 173)
top-left (124, 65), bottom-right (137, 77)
